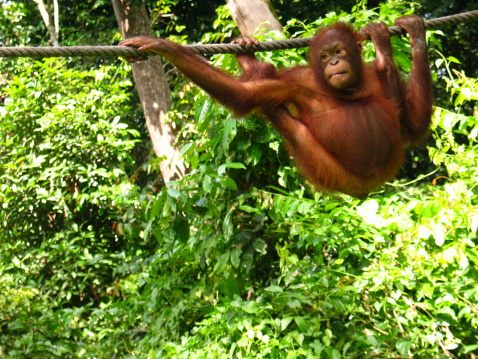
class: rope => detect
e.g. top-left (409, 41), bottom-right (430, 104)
top-left (1, 10), bottom-right (477, 58)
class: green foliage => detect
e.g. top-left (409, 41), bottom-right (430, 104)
top-left (1, 0), bottom-right (477, 358)
top-left (0, 1), bottom-right (43, 47)
top-left (0, 58), bottom-right (140, 357)
top-left (0, 59), bottom-right (138, 239)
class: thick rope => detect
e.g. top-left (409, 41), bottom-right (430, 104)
top-left (1, 10), bottom-right (477, 58)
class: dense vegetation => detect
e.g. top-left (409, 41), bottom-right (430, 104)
top-left (0, 0), bottom-right (477, 358)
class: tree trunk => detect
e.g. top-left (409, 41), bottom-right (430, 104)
top-left (112, 0), bottom-right (185, 183)
top-left (34, 0), bottom-right (59, 46)
top-left (226, 0), bottom-right (282, 37)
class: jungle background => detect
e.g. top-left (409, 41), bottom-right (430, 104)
top-left (0, 0), bottom-right (477, 357)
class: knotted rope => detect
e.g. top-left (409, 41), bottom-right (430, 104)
top-left (1, 10), bottom-right (477, 58)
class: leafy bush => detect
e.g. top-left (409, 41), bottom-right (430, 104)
top-left (0, 59), bottom-right (140, 357)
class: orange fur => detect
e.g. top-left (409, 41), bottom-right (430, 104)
top-left (121, 16), bottom-right (433, 198)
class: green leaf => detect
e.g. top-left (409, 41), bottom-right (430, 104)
top-left (218, 162), bottom-right (245, 175)
top-left (326, 347), bottom-right (341, 359)
top-left (264, 285), bottom-right (283, 293)
top-left (173, 214), bottom-right (189, 243)
top-left (242, 301), bottom-right (259, 314)
top-left (223, 162), bottom-right (246, 169)
top-left (222, 211), bottom-right (233, 239)
top-left (222, 117), bottom-right (236, 151)
top-left (464, 344), bottom-right (478, 354)
top-left (238, 205), bottom-right (260, 213)
top-left (12, 257), bottom-right (21, 267)
top-left (167, 188), bottom-right (181, 198)
top-left (195, 99), bottom-right (212, 131)
top-left (287, 299), bottom-right (301, 309)
top-left (219, 274), bottom-right (240, 298)
top-left (249, 144), bottom-right (262, 166)
top-left (237, 336), bottom-right (249, 347)
top-left (202, 175), bottom-right (212, 192)
top-left (294, 316), bottom-right (308, 333)
top-left (230, 247), bottom-right (241, 268)
top-left (280, 317), bottom-right (294, 331)
top-left (147, 349), bottom-right (156, 359)
top-left (396, 339), bottom-right (411, 356)
top-left (179, 142), bottom-right (193, 155)
top-left (222, 177), bottom-right (238, 191)
top-left (438, 306), bottom-right (457, 320)
top-left (214, 252), bottom-right (230, 273)
top-left (329, 297), bottom-right (346, 312)
top-left (150, 196), bottom-right (164, 219)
